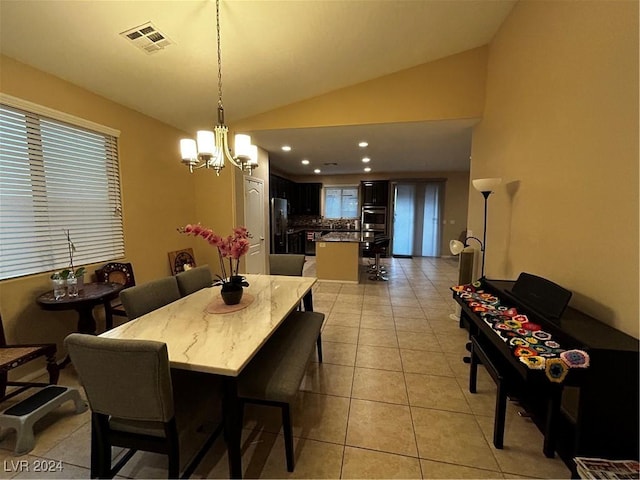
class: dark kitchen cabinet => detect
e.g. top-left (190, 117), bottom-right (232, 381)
top-left (269, 174), bottom-right (295, 201)
top-left (269, 174), bottom-right (282, 199)
top-left (287, 230), bottom-right (304, 254)
top-left (296, 183), bottom-right (321, 215)
top-left (269, 176), bottom-right (321, 215)
top-left (361, 181), bottom-right (389, 207)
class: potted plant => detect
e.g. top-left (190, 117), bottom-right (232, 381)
top-left (50, 271), bottom-right (66, 300)
top-left (50, 230), bottom-right (86, 296)
top-left (178, 224), bottom-right (251, 305)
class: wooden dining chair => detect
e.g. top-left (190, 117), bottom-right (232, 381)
top-left (95, 262), bottom-right (136, 330)
top-left (65, 334), bottom-right (223, 478)
top-left (0, 314), bottom-right (59, 402)
top-left (175, 265), bottom-right (213, 297)
top-left (119, 276), bottom-right (181, 320)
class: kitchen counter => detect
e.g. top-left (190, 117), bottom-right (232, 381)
top-left (318, 232), bottom-right (364, 243)
top-left (315, 235), bottom-right (361, 283)
top-left (290, 227), bottom-right (361, 233)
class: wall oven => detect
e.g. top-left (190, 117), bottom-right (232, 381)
top-left (361, 206), bottom-right (387, 232)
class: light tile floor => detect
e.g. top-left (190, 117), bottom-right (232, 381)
top-left (0, 257), bottom-right (572, 479)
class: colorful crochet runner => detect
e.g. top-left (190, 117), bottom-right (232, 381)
top-left (452, 281), bottom-right (590, 383)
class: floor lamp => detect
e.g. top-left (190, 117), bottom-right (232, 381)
top-left (471, 177), bottom-right (502, 278)
top-left (452, 177), bottom-right (501, 361)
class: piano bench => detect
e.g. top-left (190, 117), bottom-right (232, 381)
top-left (469, 335), bottom-right (522, 450)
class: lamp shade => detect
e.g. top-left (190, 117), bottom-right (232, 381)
top-left (234, 134), bottom-right (252, 159)
top-left (196, 130), bottom-right (216, 156)
top-left (472, 177), bottom-right (502, 193)
top-left (248, 144), bottom-right (259, 167)
top-left (180, 139), bottom-right (198, 163)
top-left (449, 239), bottom-right (465, 255)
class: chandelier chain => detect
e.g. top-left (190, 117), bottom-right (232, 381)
top-left (216, 0), bottom-right (223, 109)
top-left (179, 0), bottom-right (257, 175)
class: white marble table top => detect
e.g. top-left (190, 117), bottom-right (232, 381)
top-left (100, 274), bottom-right (316, 376)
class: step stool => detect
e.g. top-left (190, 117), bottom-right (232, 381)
top-left (0, 385), bottom-right (87, 455)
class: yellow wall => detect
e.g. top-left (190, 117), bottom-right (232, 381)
top-left (234, 46), bottom-right (488, 131)
top-left (0, 56), bottom-right (235, 367)
top-left (469, 1), bottom-right (639, 337)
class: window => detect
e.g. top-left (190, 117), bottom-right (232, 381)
top-left (0, 96), bottom-right (123, 280)
top-left (324, 186), bottom-right (358, 219)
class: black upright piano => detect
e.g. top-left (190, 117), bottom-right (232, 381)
top-left (453, 273), bottom-right (639, 472)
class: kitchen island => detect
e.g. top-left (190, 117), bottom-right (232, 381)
top-left (315, 232), bottom-right (363, 283)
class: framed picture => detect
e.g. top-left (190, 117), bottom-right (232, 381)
top-left (168, 248), bottom-right (196, 275)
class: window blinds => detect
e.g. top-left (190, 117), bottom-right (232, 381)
top-left (0, 103), bottom-right (124, 280)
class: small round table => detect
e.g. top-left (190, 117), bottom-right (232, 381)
top-left (36, 282), bottom-right (125, 367)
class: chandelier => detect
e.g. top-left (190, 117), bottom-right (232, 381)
top-left (179, 0), bottom-right (258, 175)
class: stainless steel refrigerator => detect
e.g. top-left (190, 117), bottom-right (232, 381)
top-left (271, 198), bottom-right (288, 254)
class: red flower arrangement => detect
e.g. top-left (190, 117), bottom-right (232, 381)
top-left (178, 224), bottom-right (251, 285)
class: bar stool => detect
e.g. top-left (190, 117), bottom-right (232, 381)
top-left (368, 236), bottom-right (390, 281)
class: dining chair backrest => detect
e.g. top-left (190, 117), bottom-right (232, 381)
top-left (65, 333), bottom-right (174, 422)
top-left (95, 262), bottom-right (136, 288)
top-left (0, 312), bottom-right (59, 402)
top-left (119, 276), bottom-right (181, 320)
top-left (175, 265), bottom-right (213, 297)
top-left (269, 254), bottom-right (305, 276)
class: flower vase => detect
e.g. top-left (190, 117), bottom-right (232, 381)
top-left (51, 277), bottom-right (66, 300)
top-left (229, 275), bottom-right (249, 287)
top-left (221, 282), bottom-right (243, 305)
top-left (66, 273), bottom-right (79, 297)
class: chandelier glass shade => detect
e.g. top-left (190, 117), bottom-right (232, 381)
top-left (179, 0), bottom-right (258, 175)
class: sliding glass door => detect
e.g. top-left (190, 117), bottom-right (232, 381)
top-left (392, 184), bottom-right (416, 256)
top-left (391, 181), bottom-right (443, 257)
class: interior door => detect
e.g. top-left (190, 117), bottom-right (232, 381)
top-left (244, 177), bottom-right (266, 274)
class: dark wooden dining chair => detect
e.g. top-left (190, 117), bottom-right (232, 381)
top-left (0, 314), bottom-right (59, 402)
top-left (65, 333), bottom-right (223, 478)
top-left (95, 262), bottom-right (136, 330)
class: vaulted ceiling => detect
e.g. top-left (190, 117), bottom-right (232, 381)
top-left (0, 0), bottom-right (516, 175)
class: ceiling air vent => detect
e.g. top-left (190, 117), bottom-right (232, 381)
top-left (120, 22), bottom-right (173, 55)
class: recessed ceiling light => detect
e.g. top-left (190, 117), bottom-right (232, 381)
top-left (301, 159), bottom-right (310, 165)
top-left (313, 168), bottom-right (321, 174)
top-left (358, 141), bottom-right (368, 148)
top-left (281, 145), bottom-right (291, 152)
top-left (362, 157), bottom-right (370, 163)
top-left (364, 167), bottom-right (371, 173)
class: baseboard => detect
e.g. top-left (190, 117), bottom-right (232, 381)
top-left (12, 366), bottom-right (50, 384)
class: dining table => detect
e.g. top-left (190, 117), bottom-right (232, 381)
top-left (100, 273), bottom-right (317, 479)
